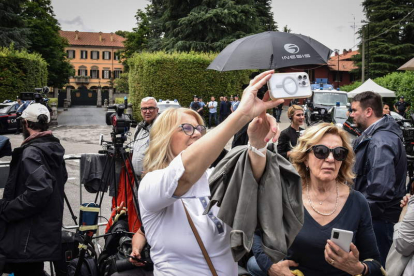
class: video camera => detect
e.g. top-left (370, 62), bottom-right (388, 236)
top-left (20, 87), bottom-right (50, 103)
top-left (400, 114), bottom-right (414, 157)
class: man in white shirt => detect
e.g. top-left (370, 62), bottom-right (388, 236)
top-left (132, 97), bottom-right (158, 178)
top-left (207, 96), bottom-right (218, 128)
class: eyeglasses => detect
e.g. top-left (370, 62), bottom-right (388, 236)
top-left (179, 123), bottom-right (206, 136)
top-left (141, 107), bottom-right (157, 112)
top-left (308, 145), bottom-right (348, 161)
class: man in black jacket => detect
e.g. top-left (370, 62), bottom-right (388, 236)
top-left (0, 103), bottom-right (68, 276)
top-left (351, 92), bottom-right (407, 266)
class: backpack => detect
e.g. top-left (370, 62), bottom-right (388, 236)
top-left (67, 255), bottom-right (99, 276)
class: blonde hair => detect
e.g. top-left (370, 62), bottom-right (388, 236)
top-left (144, 108), bottom-right (204, 173)
top-left (287, 105), bottom-right (303, 119)
top-left (290, 123), bottom-right (355, 186)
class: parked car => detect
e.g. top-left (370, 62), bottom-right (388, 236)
top-left (0, 102), bottom-right (18, 133)
top-left (157, 99), bottom-right (181, 114)
top-left (304, 89), bottom-right (348, 126)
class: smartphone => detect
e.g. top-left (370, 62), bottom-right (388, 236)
top-left (129, 255), bottom-right (146, 263)
top-left (331, 228), bottom-right (353, 252)
top-left (267, 72), bottom-right (312, 100)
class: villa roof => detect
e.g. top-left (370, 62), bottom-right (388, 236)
top-left (59, 30), bottom-right (125, 48)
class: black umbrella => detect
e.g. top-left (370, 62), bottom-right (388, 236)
top-left (207, 31), bottom-right (332, 71)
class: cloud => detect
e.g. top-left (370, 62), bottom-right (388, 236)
top-left (58, 16), bottom-right (94, 32)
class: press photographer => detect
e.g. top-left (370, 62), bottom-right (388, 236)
top-left (0, 103), bottom-right (68, 276)
top-left (131, 97), bottom-right (158, 179)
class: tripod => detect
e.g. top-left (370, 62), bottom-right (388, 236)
top-left (73, 131), bottom-right (141, 276)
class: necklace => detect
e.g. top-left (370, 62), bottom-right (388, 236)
top-left (306, 183), bottom-right (339, 216)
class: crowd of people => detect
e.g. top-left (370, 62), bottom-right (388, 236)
top-left (0, 70), bottom-right (412, 276)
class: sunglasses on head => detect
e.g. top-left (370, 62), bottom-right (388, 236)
top-left (308, 145), bottom-right (348, 161)
top-left (179, 123), bottom-right (206, 136)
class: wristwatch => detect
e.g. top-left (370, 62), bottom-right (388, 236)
top-left (354, 262), bottom-right (366, 276)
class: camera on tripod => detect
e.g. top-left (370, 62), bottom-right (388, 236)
top-left (20, 87), bottom-right (50, 103)
top-left (108, 104), bottom-right (131, 135)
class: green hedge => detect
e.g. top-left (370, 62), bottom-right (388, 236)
top-left (48, 98), bottom-right (58, 105)
top-left (0, 46), bottom-right (48, 101)
top-left (128, 51), bottom-right (252, 120)
top-left (341, 71), bottom-right (414, 107)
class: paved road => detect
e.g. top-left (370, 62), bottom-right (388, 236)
top-left (58, 105), bottom-right (108, 126)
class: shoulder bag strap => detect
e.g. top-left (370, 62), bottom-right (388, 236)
top-left (181, 200), bottom-right (218, 276)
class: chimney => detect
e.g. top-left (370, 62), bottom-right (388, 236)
top-left (75, 30), bottom-right (79, 40)
top-left (99, 32), bottom-right (103, 42)
top-left (343, 49), bottom-right (347, 55)
top-left (110, 32), bottom-right (114, 42)
top-left (335, 51), bottom-right (339, 56)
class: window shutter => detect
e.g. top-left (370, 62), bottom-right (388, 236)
top-left (108, 52), bottom-right (111, 60)
top-left (102, 70), bottom-right (105, 78)
top-left (78, 69), bottom-right (80, 76)
top-left (109, 71), bottom-right (111, 79)
top-left (97, 51), bottom-right (100, 60)
top-left (90, 70), bottom-right (92, 77)
top-left (97, 70), bottom-right (100, 79)
top-left (73, 50), bottom-right (75, 59)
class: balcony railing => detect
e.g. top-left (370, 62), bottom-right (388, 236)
top-left (73, 77), bottom-right (90, 84)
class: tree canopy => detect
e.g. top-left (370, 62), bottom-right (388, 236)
top-left (123, 0), bottom-right (277, 53)
top-left (21, 0), bottom-right (73, 88)
top-left (353, 0), bottom-right (414, 79)
top-left (0, 0), bottom-right (30, 50)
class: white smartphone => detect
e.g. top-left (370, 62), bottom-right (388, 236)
top-left (331, 228), bottom-right (353, 252)
top-left (267, 72), bottom-right (312, 100)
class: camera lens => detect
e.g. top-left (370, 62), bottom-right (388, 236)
top-left (302, 81), bottom-right (307, 86)
top-left (303, 75), bottom-right (307, 80)
top-left (333, 232), bottom-right (339, 239)
top-left (298, 75), bottom-right (302, 81)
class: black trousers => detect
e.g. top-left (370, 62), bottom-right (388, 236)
top-left (6, 262), bottom-right (46, 276)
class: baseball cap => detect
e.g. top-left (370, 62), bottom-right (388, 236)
top-left (400, 96), bottom-right (404, 99)
top-left (20, 103), bottom-right (50, 123)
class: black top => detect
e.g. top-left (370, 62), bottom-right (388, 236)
top-left (252, 190), bottom-right (382, 276)
top-left (395, 101), bottom-right (410, 114)
top-left (277, 125), bottom-right (303, 160)
top-left (219, 101), bottom-right (231, 115)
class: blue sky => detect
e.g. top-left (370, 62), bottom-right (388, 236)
top-left (52, 0), bottom-right (365, 54)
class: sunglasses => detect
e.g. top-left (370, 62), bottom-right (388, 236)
top-left (308, 145), bottom-right (348, 161)
top-left (179, 123), bottom-right (206, 136)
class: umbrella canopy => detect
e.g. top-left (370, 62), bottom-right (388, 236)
top-left (347, 78), bottom-right (396, 98)
top-left (207, 31), bottom-right (332, 71)
top-left (398, 57), bottom-right (414, 70)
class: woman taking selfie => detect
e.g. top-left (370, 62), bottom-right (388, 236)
top-left (132, 70), bottom-right (283, 275)
top-left (248, 123), bottom-right (384, 276)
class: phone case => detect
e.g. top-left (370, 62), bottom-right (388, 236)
top-left (268, 72), bottom-right (312, 100)
top-left (331, 228), bottom-right (353, 252)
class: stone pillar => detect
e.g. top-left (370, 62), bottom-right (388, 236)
top-left (109, 88), bottom-right (114, 105)
top-left (97, 88), bottom-right (102, 107)
top-left (66, 87), bottom-right (71, 107)
top-left (63, 99), bottom-right (68, 111)
top-left (53, 87), bottom-right (58, 99)
top-left (104, 99), bottom-right (108, 111)
top-left (50, 102), bottom-right (58, 126)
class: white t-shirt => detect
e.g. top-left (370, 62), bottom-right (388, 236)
top-left (138, 154), bottom-right (237, 276)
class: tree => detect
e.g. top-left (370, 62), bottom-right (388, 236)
top-left (283, 25), bottom-right (292, 33)
top-left (146, 0), bottom-right (277, 52)
top-left (0, 0), bottom-right (29, 49)
top-left (353, 0), bottom-right (414, 79)
top-left (21, 0), bottom-right (73, 88)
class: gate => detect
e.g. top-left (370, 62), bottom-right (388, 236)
top-left (58, 89), bottom-right (66, 107)
top-left (102, 90), bottom-right (109, 106)
top-left (71, 86), bottom-right (97, 106)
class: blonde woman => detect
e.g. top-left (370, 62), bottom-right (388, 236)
top-left (131, 70), bottom-right (284, 275)
top-left (248, 123), bottom-right (383, 276)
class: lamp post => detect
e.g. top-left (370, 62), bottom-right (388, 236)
top-left (334, 49), bottom-right (340, 88)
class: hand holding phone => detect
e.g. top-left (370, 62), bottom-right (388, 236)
top-left (129, 255), bottom-right (146, 263)
top-left (330, 228), bottom-right (353, 252)
top-left (267, 72), bottom-right (312, 100)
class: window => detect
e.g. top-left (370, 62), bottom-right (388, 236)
top-left (113, 69), bottom-right (122, 79)
top-left (91, 51), bottom-right (100, 60)
top-left (102, 69), bottom-right (111, 79)
top-left (78, 66), bottom-right (87, 76)
top-left (90, 66), bottom-right (99, 79)
top-left (103, 51), bottom-right (111, 60)
top-left (114, 53), bottom-right (120, 61)
top-left (67, 50), bottom-right (75, 59)
top-left (80, 50), bottom-right (87, 59)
